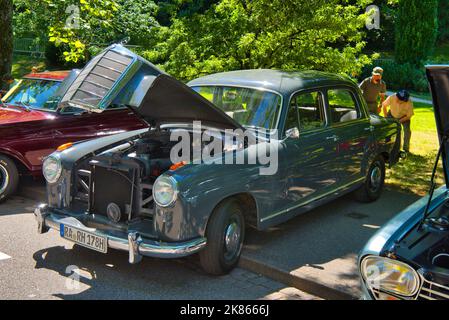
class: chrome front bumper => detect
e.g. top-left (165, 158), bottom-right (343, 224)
top-left (34, 204), bottom-right (207, 264)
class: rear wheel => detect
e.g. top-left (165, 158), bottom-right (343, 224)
top-left (0, 155), bottom-right (19, 203)
top-left (354, 155), bottom-right (385, 203)
top-left (199, 199), bottom-right (245, 275)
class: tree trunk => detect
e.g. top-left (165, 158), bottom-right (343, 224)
top-left (0, 0), bottom-right (13, 91)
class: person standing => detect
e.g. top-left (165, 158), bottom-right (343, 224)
top-left (359, 66), bottom-right (387, 114)
top-left (382, 90), bottom-right (414, 153)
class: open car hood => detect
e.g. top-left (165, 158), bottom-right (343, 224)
top-left (59, 44), bottom-right (242, 130)
top-left (426, 65), bottom-right (449, 186)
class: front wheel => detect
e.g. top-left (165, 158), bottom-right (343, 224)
top-left (199, 199), bottom-right (245, 275)
top-left (354, 155), bottom-right (385, 203)
top-left (0, 155), bottom-right (19, 203)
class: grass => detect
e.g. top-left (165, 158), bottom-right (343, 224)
top-left (11, 54), bottom-right (47, 79)
top-left (385, 101), bottom-right (445, 196)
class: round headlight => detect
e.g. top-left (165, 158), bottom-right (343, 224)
top-left (153, 175), bottom-right (178, 207)
top-left (43, 155), bottom-right (62, 184)
top-left (361, 256), bottom-right (420, 297)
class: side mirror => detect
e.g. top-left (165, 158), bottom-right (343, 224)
top-left (285, 127), bottom-right (300, 139)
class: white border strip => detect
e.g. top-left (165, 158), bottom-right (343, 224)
top-left (0, 252), bottom-right (11, 261)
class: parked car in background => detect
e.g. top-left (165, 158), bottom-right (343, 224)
top-left (35, 44), bottom-right (401, 275)
top-left (0, 70), bottom-right (147, 202)
top-left (358, 65), bottom-right (449, 300)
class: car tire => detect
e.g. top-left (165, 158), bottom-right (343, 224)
top-left (0, 155), bottom-right (19, 203)
top-left (354, 155), bottom-right (385, 203)
top-left (199, 199), bottom-right (245, 275)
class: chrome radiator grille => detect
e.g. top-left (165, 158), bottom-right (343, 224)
top-left (418, 275), bottom-right (449, 300)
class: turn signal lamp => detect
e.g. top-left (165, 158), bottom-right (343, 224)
top-left (57, 142), bottom-right (73, 152)
top-left (170, 161), bottom-right (187, 171)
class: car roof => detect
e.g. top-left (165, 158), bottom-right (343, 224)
top-left (188, 69), bottom-right (357, 97)
top-left (23, 71), bottom-right (70, 81)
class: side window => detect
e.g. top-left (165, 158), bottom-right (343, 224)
top-left (327, 89), bottom-right (361, 124)
top-left (287, 91), bottom-right (325, 132)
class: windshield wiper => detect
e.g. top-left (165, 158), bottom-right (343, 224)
top-left (418, 135), bottom-right (448, 229)
top-left (14, 102), bottom-right (32, 112)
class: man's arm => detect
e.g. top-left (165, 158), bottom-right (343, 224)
top-left (359, 78), bottom-right (367, 92)
top-left (380, 82), bottom-right (386, 103)
top-left (382, 96), bottom-right (390, 117)
top-left (377, 82), bottom-right (387, 113)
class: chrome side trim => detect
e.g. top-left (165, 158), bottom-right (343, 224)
top-left (261, 176), bottom-right (366, 223)
top-left (34, 205), bottom-right (207, 260)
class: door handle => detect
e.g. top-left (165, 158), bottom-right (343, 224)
top-left (326, 135), bottom-right (338, 141)
top-left (364, 126), bottom-right (374, 132)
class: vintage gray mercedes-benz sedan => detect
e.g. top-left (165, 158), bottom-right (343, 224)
top-left (34, 44), bottom-right (400, 274)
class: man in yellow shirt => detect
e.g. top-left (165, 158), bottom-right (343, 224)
top-left (382, 90), bottom-right (414, 153)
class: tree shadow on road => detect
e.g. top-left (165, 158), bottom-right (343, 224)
top-left (242, 189), bottom-right (421, 297)
top-left (31, 244), bottom-right (283, 300)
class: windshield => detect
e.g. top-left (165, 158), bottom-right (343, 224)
top-left (192, 86), bottom-right (282, 130)
top-left (3, 79), bottom-right (61, 110)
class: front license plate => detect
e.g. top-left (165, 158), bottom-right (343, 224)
top-left (60, 224), bottom-right (108, 254)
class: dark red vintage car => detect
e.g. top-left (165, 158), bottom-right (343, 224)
top-left (0, 70), bottom-right (147, 201)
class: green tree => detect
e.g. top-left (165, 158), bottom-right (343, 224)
top-left (395, 0), bottom-right (438, 66)
top-left (144, 0), bottom-right (376, 81)
top-left (13, 0), bottom-right (159, 64)
top-left (437, 0), bottom-right (449, 43)
top-left (0, 0), bottom-right (13, 90)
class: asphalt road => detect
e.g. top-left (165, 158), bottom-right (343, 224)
top-left (0, 196), bottom-right (319, 300)
top-left (4, 178), bottom-right (422, 300)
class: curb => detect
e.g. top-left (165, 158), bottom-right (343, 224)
top-left (239, 255), bottom-right (356, 300)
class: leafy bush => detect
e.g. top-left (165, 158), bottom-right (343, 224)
top-left (360, 59), bottom-right (428, 92)
top-left (438, 0), bottom-right (449, 43)
top-left (395, 0), bottom-right (438, 66)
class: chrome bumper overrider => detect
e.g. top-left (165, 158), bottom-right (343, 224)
top-left (34, 204), bottom-right (207, 264)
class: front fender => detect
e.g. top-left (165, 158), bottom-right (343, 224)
top-left (0, 147), bottom-right (33, 172)
top-left (358, 186), bottom-right (448, 266)
top-left (155, 163), bottom-right (263, 241)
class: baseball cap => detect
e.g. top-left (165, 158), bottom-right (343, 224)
top-left (396, 90), bottom-right (410, 102)
top-left (372, 67), bottom-right (384, 76)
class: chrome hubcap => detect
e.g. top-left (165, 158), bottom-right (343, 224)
top-left (370, 165), bottom-right (381, 190)
top-left (0, 164), bottom-right (9, 194)
top-left (224, 221), bottom-right (241, 257)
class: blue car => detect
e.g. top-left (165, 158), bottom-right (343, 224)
top-left (358, 65), bottom-right (449, 300)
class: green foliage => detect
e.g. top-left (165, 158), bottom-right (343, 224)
top-left (143, 0), bottom-right (376, 81)
top-left (364, 0), bottom-right (398, 52)
top-left (113, 0), bottom-right (159, 44)
top-left (438, 0), bottom-right (449, 43)
top-left (13, 0), bottom-right (159, 64)
top-left (395, 0), bottom-right (439, 66)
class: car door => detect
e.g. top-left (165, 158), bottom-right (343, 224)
top-left (325, 86), bottom-right (372, 186)
top-left (279, 89), bottom-right (339, 212)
